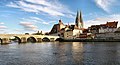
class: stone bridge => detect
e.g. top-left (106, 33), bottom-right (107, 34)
top-left (0, 34), bottom-right (60, 44)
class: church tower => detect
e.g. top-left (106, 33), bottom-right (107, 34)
top-left (75, 11), bottom-right (83, 29)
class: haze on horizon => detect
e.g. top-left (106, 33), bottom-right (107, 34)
top-left (0, 0), bottom-right (120, 34)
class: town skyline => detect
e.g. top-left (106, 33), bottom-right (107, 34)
top-left (0, 0), bottom-right (120, 34)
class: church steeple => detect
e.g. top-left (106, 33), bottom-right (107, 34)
top-left (75, 10), bottom-right (83, 29)
top-left (80, 11), bottom-right (83, 28)
top-left (75, 11), bottom-right (80, 27)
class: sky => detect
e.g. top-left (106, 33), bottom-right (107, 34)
top-left (0, 0), bottom-right (120, 34)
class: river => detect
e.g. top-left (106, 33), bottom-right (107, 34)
top-left (0, 42), bottom-right (120, 65)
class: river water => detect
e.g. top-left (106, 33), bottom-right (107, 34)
top-left (0, 42), bottom-right (120, 65)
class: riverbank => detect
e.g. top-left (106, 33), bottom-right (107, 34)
top-left (59, 38), bottom-right (120, 42)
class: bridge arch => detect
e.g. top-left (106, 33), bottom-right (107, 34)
top-left (55, 38), bottom-right (63, 41)
top-left (27, 37), bottom-right (36, 43)
top-left (11, 36), bottom-right (21, 43)
top-left (42, 37), bottom-right (50, 42)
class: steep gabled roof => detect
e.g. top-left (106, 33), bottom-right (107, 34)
top-left (106, 21), bottom-right (118, 28)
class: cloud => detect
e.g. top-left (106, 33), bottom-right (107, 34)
top-left (0, 22), bottom-right (4, 25)
top-left (22, 17), bottom-right (56, 25)
top-left (6, 2), bottom-right (20, 8)
top-left (84, 14), bottom-right (120, 28)
top-left (0, 27), bottom-right (7, 33)
top-left (20, 17), bottom-right (57, 32)
top-left (29, 17), bottom-right (45, 22)
top-left (6, 0), bottom-right (75, 18)
top-left (19, 22), bottom-right (38, 31)
top-left (0, 26), bottom-right (7, 29)
top-left (14, 29), bottom-right (23, 32)
top-left (94, 0), bottom-right (118, 12)
top-left (0, 22), bottom-right (7, 29)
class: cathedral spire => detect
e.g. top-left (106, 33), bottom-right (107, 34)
top-left (80, 11), bottom-right (83, 28)
top-left (75, 11), bottom-right (79, 27)
top-left (75, 10), bottom-right (83, 29)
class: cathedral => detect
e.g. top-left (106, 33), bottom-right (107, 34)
top-left (49, 11), bottom-right (84, 38)
top-left (75, 11), bottom-right (84, 29)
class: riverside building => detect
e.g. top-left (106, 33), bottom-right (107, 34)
top-left (95, 27), bottom-right (120, 39)
top-left (88, 21), bottom-right (118, 34)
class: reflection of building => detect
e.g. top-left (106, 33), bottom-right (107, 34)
top-left (72, 42), bottom-right (83, 50)
top-left (49, 11), bottom-right (84, 39)
top-left (72, 42), bottom-right (83, 63)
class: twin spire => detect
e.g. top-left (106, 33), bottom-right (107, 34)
top-left (75, 11), bottom-right (83, 29)
top-left (58, 10), bottom-right (84, 29)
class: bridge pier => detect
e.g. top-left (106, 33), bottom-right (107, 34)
top-left (21, 37), bottom-right (27, 43)
top-left (50, 38), bottom-right (55, 42)
top-left (1, 38), bottom-right (10, 44)
top-left (36, 38), bottom-right (42, 42)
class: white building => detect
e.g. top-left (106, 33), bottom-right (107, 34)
top-left (96, 27), bottom-right (120, 39)
top-left (64, 29), bottom-right (82, 39)
top-left (99, 21), bottom-right (118, 33)
top-left (99, 28), bottom-right (117, 33)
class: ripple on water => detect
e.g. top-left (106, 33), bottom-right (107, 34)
top-left (0, 42), bottom-right (120, 65)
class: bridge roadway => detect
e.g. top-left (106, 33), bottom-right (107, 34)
top-left (0, 34), bottom-right (59, 44)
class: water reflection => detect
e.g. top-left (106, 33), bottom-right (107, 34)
top-left (72, 42), bottom-right (84, 64)
top-left (0, 42), bottom-right (120, 65)
top-left (82, 42), bottom-right (120, 65)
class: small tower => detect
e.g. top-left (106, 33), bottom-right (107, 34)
top-left (59, 19), bottom-right (63, 24)
top-left (75, 11), bottom-right (84, 29)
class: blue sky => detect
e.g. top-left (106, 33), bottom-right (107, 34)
top-left (0, 0), bottom-right (120, 34)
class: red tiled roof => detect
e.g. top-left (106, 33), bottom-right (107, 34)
top-left (89, 21), bottom-right (118, 29)
top-left (106, 21), bottom-right (118, 28)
